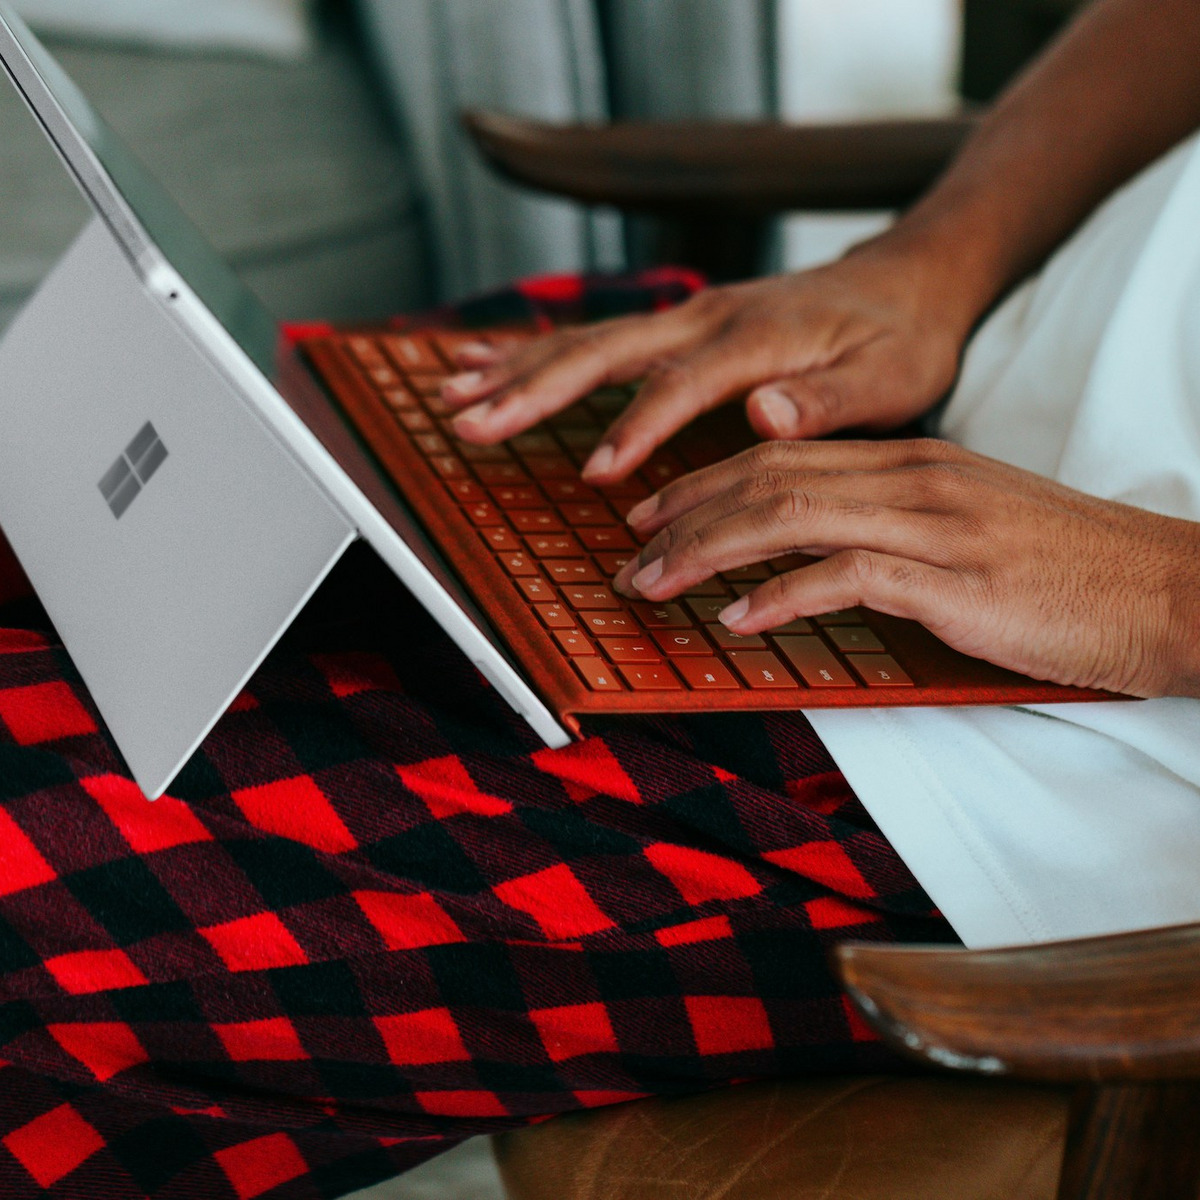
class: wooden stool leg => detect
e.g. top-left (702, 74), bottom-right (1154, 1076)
top-left (1057, 1083), bottom-right (1200, 1200)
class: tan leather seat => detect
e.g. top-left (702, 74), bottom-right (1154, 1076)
top-left (495, 1076), bottom-right (1070, 1200)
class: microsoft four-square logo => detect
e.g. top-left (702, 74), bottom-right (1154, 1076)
top-left (98, 422), bottom-right (168, 519)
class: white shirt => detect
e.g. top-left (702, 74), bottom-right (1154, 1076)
top-left (805, 132), bottom-right (1200, 948)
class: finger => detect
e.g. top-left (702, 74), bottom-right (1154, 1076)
top-left (448, 313), bottom-right (697, 444)
top-left (617, 490), bottom-right (945, 600)
top-left (580, 339), bottom-right (789, 484)
top-left (450, 341), bottom-right (506, 368)
top-left (627, 438), bottom-right (958, 535)
top-left (719, 550), bottom-right (972, 637)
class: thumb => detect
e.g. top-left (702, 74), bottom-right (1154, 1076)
top-left (745, 360), bottom-right (888, 440)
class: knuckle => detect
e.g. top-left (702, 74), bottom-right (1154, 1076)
top-left (745, 441), bottom-right (796, 473)
top-left (770, 488), bottom-right (814, 530)
top-left (915, 460), bottom-right (974, 504)
top-left (734, 469), bottom-right (790, 509)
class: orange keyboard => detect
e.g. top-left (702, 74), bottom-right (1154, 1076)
top-left (305, 329), bottom-right (917, 698)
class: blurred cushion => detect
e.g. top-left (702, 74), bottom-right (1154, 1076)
top-left (495, 1075), bottom-right (1070, 1200)
top-left (0, 24), bottom-right (426, 332)
top-left (9, 0), bottom-right (317, 61)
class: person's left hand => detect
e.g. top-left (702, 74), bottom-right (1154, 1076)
top-left (613, 438), bottom-right (1200, 699)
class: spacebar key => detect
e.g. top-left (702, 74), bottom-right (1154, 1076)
top-left (774, 636), bottom-right (857, 687)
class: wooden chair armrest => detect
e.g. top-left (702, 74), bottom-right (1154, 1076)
top-left (836, 921), bottom-right (1200, 1084)
top-left (462, 109), bottom-right (981, 216)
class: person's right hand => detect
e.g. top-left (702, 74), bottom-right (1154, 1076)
top-left (441, 239), bottom-right (975, 484)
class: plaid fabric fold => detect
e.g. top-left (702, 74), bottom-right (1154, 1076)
top-left (0, 274), bottom-right (955, 1199)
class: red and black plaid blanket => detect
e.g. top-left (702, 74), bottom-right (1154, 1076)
top-left (0, 273), bottom-right (954, 1199)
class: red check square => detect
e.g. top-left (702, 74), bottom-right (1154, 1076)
top-left (686, 996), bottom-right (774, 1056)
top-left (44, 948), bottom-right (147, 995)
top-left (415, 1090), bottom-right (508, 1117)
top-left (0, 809), bottom-right (55, 897)
top-left (83, 774), bottom-right (211, 854)
top-left (0, 681), bottom-right (95, 745)
top-left (214, 1018), bottom-right (308, 1062)
top-left (494, 864), bottom-right (615, 939)
top-left (529, 1002), bottom-right (618, 1062)
top-left (645, 843), bottom-right (761, 905)
top-left (232, 777), bottom-right (357, 855)
top-left (200, 913), bottom-right (309, 972)
top-left (48, 1022), bottom-right (149, 1082)
top-left (3, 1104), bottom-right (104, 1188)
top-left (215, 1134), bottom-right (308, 1200)
top-left (354, 890), bottom-right (465, 951)
top-left (374, 1008), bottom-right (470, 1066)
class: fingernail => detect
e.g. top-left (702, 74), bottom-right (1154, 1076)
top-left (626, 495), bottom-right (658, 527)
top-left (443, 371), bottom-right (487, 399)
top-left (630, 557), bottom-right (663, 593)
top-left (754, 387), bottom-right (801, 437)
top-left (452, 400), bottom-right (493, 430)
top-left (458, 341), bottom-right (496, 360)
top-left (719, 597), bottom-right (750, 627)
top-left (582, 444), bottom-right (615, 480)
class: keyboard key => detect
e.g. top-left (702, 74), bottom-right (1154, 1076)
top-left (430, 331), bottom-right (489, 362)
top-left (543, 479), bottom-right (598, 503)
top-left (446, 480), bottom-right (487, 503)
top-left (826, 626), bottom-right (885, 653)
top-left (381, 386), bottom-right (418, 411)
top-left (814, 609), bottom-right (866, 626)
top-left (594, 551), bottom-right (634, 577)
top-left (599, 638), bottom-right (660, 663)
top-left (491, 486), bottom-right (544, 509)
top-left (573, 657), bottom-right (623, 691)
top-left (526, 533), bottom-right (583, 558)
top-left (651, 629), bottom-right (711, 656)
top-left (769, 616), bottom-right (814, 634)
top-left (846, 654), bottom-right (914, 687)
top-left (641, 454), bottom-right (688, 486)
top-left (774, 636), bottom-right (857, 688)
top-left (720, 563), bottom-right (773, 583)
top-left (536, 603), bottom-right (577, 630)
top-left (459, 442), bottom-right (513, 463)
top-left (706, 624), bottom-right (766, 650)
top-left (581, 612), bottom-right (639, 636)
top-left (423, 392), bottom-right (454, 417)
top-left (562, 586), bottom-right (621, 610)
top-left (524, 455), bottom-right (577, 480)
top-left (511, 511), bottom-right (565, 534)
top-left (554, 629), bottom-right (595, 657)
top-left (414, 431), bottom-right (450, 456)
top-left (409, 373), bottom-right (447, 397)
top-left (685, 597), bottom-right (730, 624)
top-left (618, 664), bottom-right (682, 691)
top-left (675, 659), bottom-right (739, 690)
top-left (347, 335), bottom-right (385, 366)
top-left (464, 502), bottom-right (504, 526)
top-left (545, 560), bottom-right (602, 585)
top-left (498, 552), bottom-right (539, 577)
top-left (587, 386), bottom-right (633, 415)
top-left (480, 527), bottom-right (521, 552)
top-left (398, 409), bottom-right (435, 433)
top-left (684, 579), bottom-right (731, 597)
top-left (726, 650), bottom-right (799, 689)
top-left (632, 602), bottom-right (692, 629)
top-left (596, 478), bottom-right (652, 501)
top-left (558, 503), bottom-right (614, 526)
top-left (475, 463), bottom-right (529, 486)
top-left (515, 576), bottom-right (555, 603)
top-left (549, 406), bottom-right (598, 430)
top-left (558, 426), bottom-right (602, 450)
top-left (431, 455), bottom-right (469, 480)
top-left (579, 527), bottom-right (634, 551)
top-left (510, 431), bottom-right (558, 455)
top-left (368, 364), bottom-right (401, 389)
top-left (383, 334), bottom-right (442, 372)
